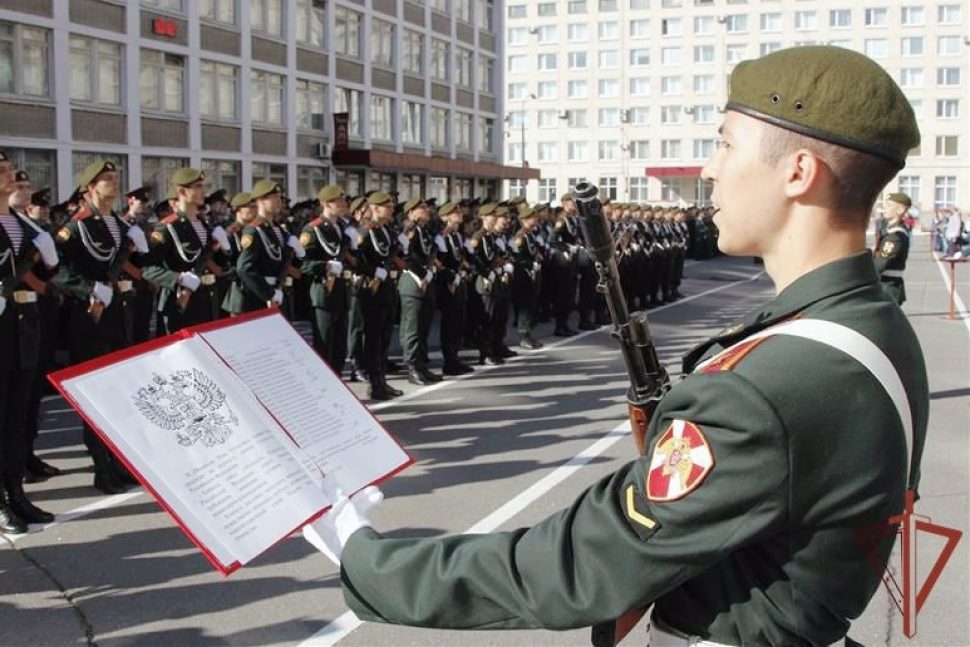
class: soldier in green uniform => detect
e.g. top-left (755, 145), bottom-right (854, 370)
top-left (226, 179), bottom-right (304, 314)
top-left (344, 196), bottom-right (367, 382)
top-left (304, 46), bottom-right (929, 646)
top-left (548, 199), bottom-right (579, 336)
top-left (122, 186), bottom-right (157, 343)
top-left (143, 168), bottom-right (227, 333)
top-left (53, 160), bottom-right (148, 494)
top-left (0, 155), bottom-right (59, 529)
top-left (510, 205), bottom-right (543, 349)
top-left (301, 185), bottom-right (351, 374)
top-left (397, 198), bottom-right (441, 385)
top-left (873, 192), bottom-right (912, 305)
top-left (434, 201), bottom-right (474, 375)
top-left (217, 192), bottom-right (253, 315)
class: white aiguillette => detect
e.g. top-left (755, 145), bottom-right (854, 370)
top-left (49, 311), bottom-right (412, 575)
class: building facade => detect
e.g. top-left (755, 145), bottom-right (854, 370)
top-left (502, 0), bottom-right (970, 216)
top-left (0, 0), bottom-right (535, 205)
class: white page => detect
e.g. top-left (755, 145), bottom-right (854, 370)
top-left (61, 336), bottom-right (330, 569)
top-left (200, 313), bottom-right (410, 495)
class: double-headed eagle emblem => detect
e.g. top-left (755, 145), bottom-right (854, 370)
top-left (133, 369), bottom-right (238, 447)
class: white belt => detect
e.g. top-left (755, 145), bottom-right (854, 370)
top-left (12, 290), bottom-right (37, 304)
top-left (116, 280), bottom-right (134, 293)
top-left (341, 270), bottom-right (352, 279)
top-left (881, 269), bottom-right (904, 278)
top-left (264, 276), bottom-right (277, 285)
top-left (389, 270), bottom-right (399, 279)
top-left (201, 273), bottom-right (217, 286)
top-left (283, 276), bottom-right (294, 287)
top-left (649, 616), bottom-right (731, 646)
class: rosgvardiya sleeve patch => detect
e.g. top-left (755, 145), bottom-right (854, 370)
top-left (646, 419), bottom-right (715, 502)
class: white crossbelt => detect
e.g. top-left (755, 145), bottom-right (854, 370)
top-left (881, 269), bottom-right (904, 278)
top-left (696, 318), bottom-right (913, 482)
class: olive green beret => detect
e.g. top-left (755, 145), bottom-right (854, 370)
top-left (887, 192), bottom-right (912, 207)
top-left (367, 191), bottom-right (393, 206)
top-left (519, 205), bottom-right (537, 219)
top-left (727, 46), bottom-right (919, 169)
top-left (171, 167), bottom-right (205, 187)
top-left (230, 192), bottom-right (252, 209)
top-left (560, 193), bottom-right (575, 203)
top-left (511, 195), bottom-right (527, 205)
top-left (403, 197), bottom-right (425, 213)
top-left (318, 184), bottom-right (343, 203)
top-left (79, 160), bottom-right (118, 188)
top-left (349, 196), bottom-right (367, 213)
top-left (495, 206), bottom-right (510, 217)
top-left (437, 201), bottom-right (458, 217)
top-left (166, 185), bottom-right (178, 200)
top-left (477, 202), bottom-right (496, 216)
top-left (250, 178), bottom-right (282, 200)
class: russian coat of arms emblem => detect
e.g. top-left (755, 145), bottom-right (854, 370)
top-left (133, 369), bottom-right (238, 447)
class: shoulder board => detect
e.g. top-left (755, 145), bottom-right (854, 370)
top-left (73, 209), bottom-right (93, 221)
top-left (308, 218), bottom-right (323, 228)
top-left (161, 214), bottom-right (179, 225)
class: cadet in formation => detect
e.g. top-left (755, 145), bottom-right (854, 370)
top-left (873, 192), bottom-right (912, 305)
top-left (303, 45), bottom-right (929, 646)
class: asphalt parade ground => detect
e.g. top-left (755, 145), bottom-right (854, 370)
top-left (2, 241), bottom-right (967, 646)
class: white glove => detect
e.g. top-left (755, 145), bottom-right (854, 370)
top-left (302, 486), bottom-right (384, 565)
top-left (533, 261), bottom-right (541, 272)
top-left (271, 288), bottom-right (284, 305)
top-left (397, 233), bottom-right (410, 253)
top-left (434, 234), bottom-right (447, 253)
top-left (487, 271), bottom-right (496, 282)
top-left (178, 271), bottom-right (202, 292)
top-left (126, 226), bottom-right (149, 254)
top-left (503, 262), bottom-right (514, 274)
top-left (569, 244), bottom-right (580, 254)
top-left (452, 273), bottom-right (461, 286)
top-left (423, 270), bottom-right (433, 285)
top-left (91, 281), bottom-right (113, 307)
top-left (0, 295), bottom-right (5, 317)
top-left (463, 240), bottom-right (475, 253)
top-left (326, 260), bottom-right (343, 276)
top-left (32, 230), bottom-right (59, 267)
top-left (211, 225), bottom-right (230, 251)
top-left (286, 235), bottom-right (306, 259)
top-left (374, 267), bottom-right (388, 281)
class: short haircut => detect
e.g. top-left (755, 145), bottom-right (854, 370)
top-left (759, 123), bottom-right (898, 228)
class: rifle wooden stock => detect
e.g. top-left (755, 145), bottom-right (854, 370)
top-left (122, 260), bottom-right (142, 280)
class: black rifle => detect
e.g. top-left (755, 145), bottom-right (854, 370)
top-left (571, 182), bottom-right (671, 647)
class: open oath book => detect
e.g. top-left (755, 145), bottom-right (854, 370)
top-left (49, 310), bottom-right (413, 575)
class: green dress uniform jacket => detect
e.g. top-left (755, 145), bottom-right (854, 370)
top-left (339, 251), bottom-right (928, 646)
top-left (873, 225), bottom-right (910, 305)
top-left (301, 217), bottom-right (348, 312)
top-left (142, 213), bottom-right (219, 331)
top-left (227, 219), bottom-right (286, 314)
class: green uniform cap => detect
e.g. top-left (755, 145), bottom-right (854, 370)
top-left (349, 196), bottom-right (367, 213)
top-left (367, 191), bottom-right (393, 206)
top-left (495, 206), bottom-right (510, 217)
top-left (511, 195), bottom-right (527, 205)
top-left (166, 185), bottom-right (179, 200)
top-left (478, 202), bottom-right (496, 216)
top-left (437, 201), bottom-right (458, 217)
top-left (318, 184), bottom-right (343, 203)
top-left (403, 197), bottom-right (425, 213)
top-left (887, 192), bottom-right (912, 207)
top-left (171, 167), bottom-right (205, 187)
top-left (79, 160), bottom-right (118, 188)
top-left (250, 178), bottom-right (282, 200)
top-left (230, 192), bottom-right (252, 209)
top-left (727, 46), bottom-right (920, 169)
top-left (519, 205), bottom-right (537, 220)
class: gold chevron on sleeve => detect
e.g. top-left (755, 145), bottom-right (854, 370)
top-left (626, 484), bottom-right (658, 530)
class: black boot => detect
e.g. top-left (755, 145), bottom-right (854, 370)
top-left (346, 359), bottom-right (361, 383)
top-left (94, 470), bottom-right (127, 495)
top-left (519, 335), bottom-right (543, 350)
top-left (111, 455), bottom-right (139, 486)
top-left (368, 383), bottom-right (393, 401)
top-left (420, 367), bottom-right (442, 383)
top-left (382, 377), bottom-right (404, 397)
top-left (408, 367), bottom-right (433, 386)
top-left (6, 481), bottom-right (54, 524)
top-left (0, 490), bottom-right (27, 535)
top-left (24, 455), bottom-right (62, 483)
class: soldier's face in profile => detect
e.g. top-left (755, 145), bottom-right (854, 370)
top-left (182, 180), bottom-right (206, 208)
top-left (92, 171), bottom-right (120, 201)
top-left (0, 161), bottom-right (13, 195)
top-left (11, 179), bottom-right (31, 209)
top-left (373, 202), bottom-right (393, 224)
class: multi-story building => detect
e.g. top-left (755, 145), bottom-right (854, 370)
top-left (0, 0), bottom-right (536, 206)
top-left (502, 0), bottom-right (970, 216)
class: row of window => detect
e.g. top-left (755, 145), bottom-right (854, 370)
top-left (509, 135), bottom-right (962, 165)
top-left (508, 1), bottom-right (962, 27)
top-left (512, 174), bottom-right (961, 209)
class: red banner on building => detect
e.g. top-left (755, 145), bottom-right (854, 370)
top-left (333, 113), bottom-right (349, 151)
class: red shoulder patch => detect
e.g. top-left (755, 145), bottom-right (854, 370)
top-left (161, 214), bottom-right (179, 224)
top-left (647, 420), bottom-right (714, 502)
top-left (72, 207), bottom-right (93, 221)
top-left (698, 336), bottom-right (770, 374)
top-left (308, 217), bottom-right (323, 228)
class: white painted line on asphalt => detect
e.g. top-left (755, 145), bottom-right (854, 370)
top-left (299, 420), bottom-right (632, 647)
top-left (933, 256), bottom-right (970, 338)
top-left (4, 490), bottom-right (145, 545)
top-left (39, 426), bottom-right (83, 433)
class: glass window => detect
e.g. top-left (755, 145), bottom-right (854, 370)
top-left (661, 75), bottom-right (683, 95)
top-left (334, 7), bottom-right (362, 58)
top-left (507, 27), bottom-right (528, 45)
top-left (661, 17), bottom-right (682, 36)
top-left (567, 109), bottom-right (588, 127)
top-left (201, 0), bottom-right (236, 24)
top-left (251, 161), bottom-right (286, 189)
top-left (725, 44), bottom-right (748, 64)
top-left (598, 21), bottom-right (619, 40)
top-left (864, 39), bottom-right (888, 59)
top-left (507, 142), bottom-right (524, 163)
top-left (631, 19), bottom-right (650, 38)
top-left (899, 67), bottom-right (924, 88)
top-left (694, 45), bottom-right (714, 64)
top-left (897, 176), bottom-right (920, 206)
top-left (568, 24), bottom-right (588, 41)
top-left (538, 178), bottom-right (557, 203)
top-left (693, 138), bottom-right (714, 159)
top-left (478, 116), bottom-right (494, 153)
top-left (568, 141), bottom-right (588, 161)
top-left (537, 53), bottom-right (557, 71)
top-left (333, 86), bottom-right (362, 136)
top-left (431, 107), bottom-right (449, 147)
top-left (296, 78), bottom-right (325, 130)
top-left (829, 9), bottom-right (851, 28)
top-left (508, 4), bottom-right (526, 18)
top-left (0, 23), bottom-right (49, 97)
top-left (934, 176), bottom-right (957, 207)
top-left (599, 108), bottom-right (620, 126)
top-left (760, 12), bottom-right (782, 32)
top-left (296, 0), bottom-right (324, 45)
top-left (598, 177), bottom-right (617, 200)
top-left (693, 104), bottom-right (715, 124)
top-left (937, 67), bottom-right (960, 86)
top-left (935, 135), bottom-right (958, 157)
top-left (141, 156), bottom-right (187, 198)
top-left (568, 80), bottom-right (588, 98)
top-left (694, 15), bottom-right (713, 34)
top-left (250, 69), bottom-right (284, 125)
top-left (201, 159), bottom-right (240, 196)
top-left (937, 99), bottom-right (959, 119)
top-left (598, 140), bottom-right (619, 160)
top-left (760, 42), bottom-right (782, 55)
top-left (69, 35), bottom-right (122, 106)
top-left (629, 107), bottom-right (649, 124)
top-left (661, 139), bottom-right (682, 160)
top-left (795, 11), bottom-right (818, 30)
top-left (901, 37), bottom-right (924, 57)
top-left (251, 0), bottom-right (284, 37)
top-left (537, 25), bottom-right (558, 43)
top-left (938, 36), bottom-right (961, 56)
top-left (938, 4), bottom-right (961, 24)
top-left (630, 0), bottom-right (649, 8)
top-left (630, 77), bottom-right (650, 96)
top-left (508, 55), bottom-right (527, 73)
top-left (371, 19), bottom-right (394, 67)
top-left (508, 82), bottom-right (527, 99)
top-left (631, 48), bottom-right (651, 66)
top-left (403, 30), bottom-right (423, 75)
top-left (402, 101), bottom-right (423, 145)
top-left (140, 49), bottom-right (183, 113)
top-left (909, 98), bottom-right (923, 118)
top-left (598, 78), bottom-right (619, 97)
top-left (567, 0), bottom-right (587, 14)
top-left (599, 50), bottom-right (619, 68)
top-left (628, 177), bottom-right (649, 202)
top-left (538, 142), bottom-right (557, 162)
top-left (296, 165), bottom-right (326, 201)
top-left (693, 74), bottom-right (714, 94)
top-left (478, 57), bottom-right (494, 93)
top-left (865, 8), bottom-right (887, 27)
top-left (143, 0), bottom-right (183, 11)
top-left (371, 96), bottom-right (393, 141)
top-left (456, 48), bottom-right (473, 86)
top-left (536, 81), bottom-right (558, 98)
top-left (476, 0), bottom-right (495, 30)
top-left (901, 6), bottom-right (924, 25)
top-left (538, 109), bottom-right (558, 127)
top-left (568, 51), bottom-right (588, 69)
top-left (431, 39), bottom-right (449, 81)
top-left (725, 14), bottom-right (747, 32)
top-left (629, 141), bottom-right (649, 160)
top-left (200, 60), bottom-right (238, 120)
top-left (537, 2), bottom-right (556, 15)
top-left (661, 105), bottom-right (681, 124)
top-left (599, 0), bottom-right (618, 11)
top-left (660, 47), bottom-right (681, 65)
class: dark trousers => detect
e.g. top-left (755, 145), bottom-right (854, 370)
top-left (554, 265), bottom-right (577, 328)
top-left (0, 307), bottom-right (35, 485)
top-left (512, 273), bottom-right (536, 336)
top-left (360, 287), bottom-right (393, 387)
top-left (130, 283), bottom-right (155, 343)
top-left (160, 287), bottom-right (216, 335)
top-left (485, 292), bottom-right (510, 356)
top-left (577, 263), bottom-right (597, 324)
top-left (312, 306), bottom-right (349, 375)
top-left (439, 283), bottom-right (467, 367)
top-left (346, 287), bottom-right (364, 366)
